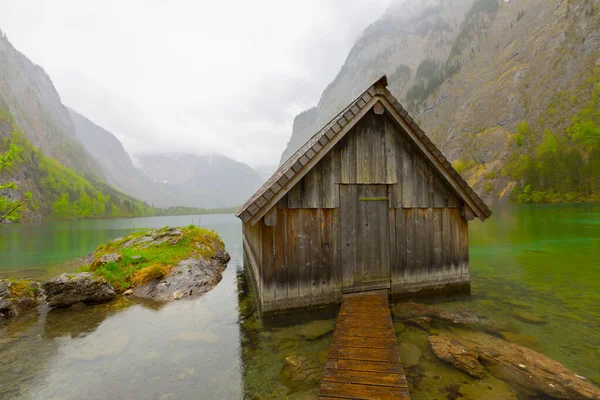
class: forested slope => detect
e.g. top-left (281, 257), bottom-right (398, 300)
top-left (0, 109), bottom-right (156, 222)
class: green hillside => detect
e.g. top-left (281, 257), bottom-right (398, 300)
top-left (0, 109), bottom-right (156, 222)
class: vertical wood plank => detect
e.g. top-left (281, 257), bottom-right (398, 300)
top-left (332, 208), bottom-right (343, 293)
top-left (451, 209), bottom-right (461, 270)
top-left (287, 209), bottom-right (299, 300)
top-left (341, 126), bottom-right (357, 184)
top-left (460, 215), bottom-right (470, 277)
top-left (389, 207), bottom-right (397, 286)
top-left (311, 209), bottom-right (323, 298)
top-left (404, 209), bottom-right (416, 283)
top-left (262, 222), bottom-right (275, 303)
top-left (395, 209), bottom-right (406, 288)
top-left (288, 179), bottom-right (303, 208)
top-left (424, 208), bottom-right (433, 277)
top-left (385, 115), bottom-right (398, 184)
top-left (402, 140), bottom-right (414, 207)
top-left (303, 163), bottom-right (322, 208)
top-left (274, 209), bottom-right (287, 301)
top-left (433, 209), bottom-right (443, 270)
top-left (377, 115), bottom-right (387, 183)
top-left (415, 209), bottom-right (425, 278)
top-left (341, 185), bottom-right (355, 289)
top-left (442, 208), bottom-right (452, 271)
top-left (321, 208), bottom-right (333, 296)
top-left (321, 152), bottom-right (335, 208)
top-left (298, 211), bottom-right (313, 299)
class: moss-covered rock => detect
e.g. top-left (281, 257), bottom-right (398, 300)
top-left (79, 226), bottom-right (230, 301)
top-left (0, 279), bottom-right (40, 321)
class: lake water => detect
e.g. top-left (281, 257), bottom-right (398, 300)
top-left (0, 205), bottom-right (599, 399)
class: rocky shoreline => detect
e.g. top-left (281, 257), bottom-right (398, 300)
top-left (392, 302), bottom-right (600, 400)
top-left (0, 226), bottom-right (230, 322)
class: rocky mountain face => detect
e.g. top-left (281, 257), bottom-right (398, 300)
top-left (281, 0), bottom-right (600, 203)
top-left (136, 153), bottom-right (264, 209)
top-left (0, 31), bottom-right (101, 177)
top-left (280, 0), bottom-right (474, 164)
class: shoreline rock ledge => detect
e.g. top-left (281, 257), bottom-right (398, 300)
top-left (429, 332), bottom-right (600, 400)
top-left (42, 273), bottom-right (116, 308)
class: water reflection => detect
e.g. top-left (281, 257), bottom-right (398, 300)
top-left (0, 206), bottom-right (598, 399)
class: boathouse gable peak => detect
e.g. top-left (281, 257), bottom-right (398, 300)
top-left (236, 75), bottom-right (492, 225)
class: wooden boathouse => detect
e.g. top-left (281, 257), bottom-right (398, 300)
top-left (236, 75), bottom-right (491, 313)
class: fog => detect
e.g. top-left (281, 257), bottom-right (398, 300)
top-left (0, 0), bottom-right (390, 168)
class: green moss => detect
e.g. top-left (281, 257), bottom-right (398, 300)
top-left (5, 279), bottom-right (37, 299)
top-left (87, 226), bottom-right (223, 292)
top-left (453, 159), bottom-right (477, 174)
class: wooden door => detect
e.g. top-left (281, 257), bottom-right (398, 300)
top-left (340, 184), bottom-right (391, 292)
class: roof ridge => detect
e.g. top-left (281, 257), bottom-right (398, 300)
top-left (235, 77), bottom-right (387, 219)
top-left (236, 75), bottom-right (491, 223)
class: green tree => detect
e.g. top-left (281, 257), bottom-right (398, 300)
top-left (0, 143), bottom-right (31, 223)
top-left (51, 193), bottom-right (71, 219)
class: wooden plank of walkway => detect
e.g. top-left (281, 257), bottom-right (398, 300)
top-left (318, 292), bottom-right (410, 400)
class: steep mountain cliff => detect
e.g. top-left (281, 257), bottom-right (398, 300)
top-left (281, 0), bottom-right (600, 203)
top-left (0, 31), bottom-right (101, 177)
top-left (280, 0), bottom-right (474, 164)
top-left (136, 153), bottom-right (264, 209)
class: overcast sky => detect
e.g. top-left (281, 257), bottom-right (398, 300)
top-left (0, 0), bottom-right (390, 168)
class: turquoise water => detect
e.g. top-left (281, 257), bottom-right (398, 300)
top-left (0, 205), bottom-right (599, 399)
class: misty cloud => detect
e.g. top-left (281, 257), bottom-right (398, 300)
top-left (0, 0), bottom-right (390, 168)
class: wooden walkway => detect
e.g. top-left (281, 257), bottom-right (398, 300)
top-left (318, 292), bottom-right (410, 399)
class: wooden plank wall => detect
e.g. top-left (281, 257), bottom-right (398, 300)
top-left (257, 208), bottom-right (343, 312)
top-left (246, 108), bottom-right (471, 312)
top-left (390, 208), bottom-right (469, 294)
top-left (279, 111), bottom-right (461, 210)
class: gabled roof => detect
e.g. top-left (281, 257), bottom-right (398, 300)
top-left (236, 75), bottom-right (492, 224)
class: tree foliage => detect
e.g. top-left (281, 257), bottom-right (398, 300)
top-left (507, 77), bottom-right (600, 203)
top-left (0, 137), bottom-right (31, 223)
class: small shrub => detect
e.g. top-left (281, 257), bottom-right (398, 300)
top-left (132, 264), bottom-right (172, 286)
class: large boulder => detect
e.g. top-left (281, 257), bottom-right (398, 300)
top-left (428, 335), bottom-right (486, 378)
top-left (42, 273), bottom-right (116, 308)
top-left (132, 257), bottom-right (226, 301)
top-left (452, 330), bottom-right (600, 399)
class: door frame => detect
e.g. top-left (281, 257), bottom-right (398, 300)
top-left (339, 184), bottom-right (392, 294)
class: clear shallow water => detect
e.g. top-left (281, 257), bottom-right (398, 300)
top-left (0, 205), bottom-right (599, 399)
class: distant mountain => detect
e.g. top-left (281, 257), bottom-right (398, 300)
top-left (136, 153), bottom-right (263, 209)
top-left (281, 0), bottom-right (600, 203)
top-left (68, 108), bottom-right (183, 208)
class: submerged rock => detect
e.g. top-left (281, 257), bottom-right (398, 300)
top-left (133, 257), bottom-right (226, 301)
top-left (409, 358), bottom-right (518, 400)
top-left (513, 310), bottom-right (547, 325)
top-left (279, 355), bottom-right (322, 392)
top-left (428, 335), bottom-right (485, 378)
top-left (398, 342), bottom-right (421, 368)
top-left (408, 317), bottom-right (431, 331)
top-left (299, 320), bottom-right (334, 340)
top-left (393, 301), bottom-right (510, 334)
top-left (451, 329), bottom-right (600, 399)
top-left (42, 273), bottom-right (115, 308)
